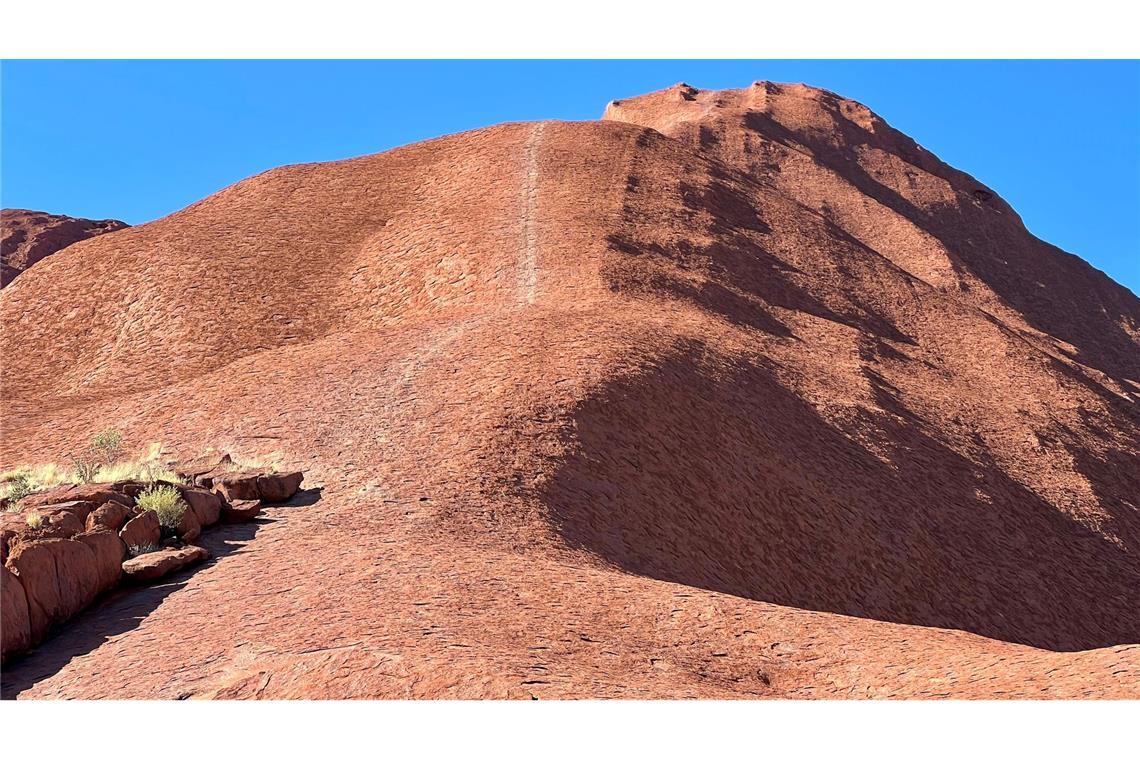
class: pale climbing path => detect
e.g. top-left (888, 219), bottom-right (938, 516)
top-left (518, 122), bottom-right (545, 305)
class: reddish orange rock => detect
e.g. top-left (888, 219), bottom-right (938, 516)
top-left (17, 496), bottom-right (96, 524)
top-left (22, 484), bottom-right (132, 510)
top-left (86, 502), bottom-right (133, 532)
top-left (7, 539), bottom-right (99, 643)
top-left (20, 506), bottom-right (87, 541)
top-left (1, 209), bottom-right (128, 288)
top-left (178, 487), bottom-right (222, 527)
top-left (118, 511), bottom-right (161, 551)
top-left (212, 473), bottom-right (260, 502)
top-left (73, 529), bottom-right (126, 595)
top-left (256, 472), bottom-right (304, 503)
top-left (121, 545), bottom-right (209, 583)
top-left (1, 565), bottom-right (32, 660)
top-left (175, 507), bottom-right (201, 543)
top-left (0, 82), bottom-right (1137, 700)
top-left (220, 499), bottom-right (262, 523)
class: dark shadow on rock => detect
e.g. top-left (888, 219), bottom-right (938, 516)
top-left (739, 109), bottom-right (1140, 382)
top-left (1, 488), bottom-right (321, 698)
top-left (604, 153), bottom-right (915, 345)
top-left (540, 342), bottom-right (1140, 651)
top-left (273, 486), bottom-right (323, 508)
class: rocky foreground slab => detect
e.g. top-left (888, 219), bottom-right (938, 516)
top-left (1, 466), bottom-right (303, 662)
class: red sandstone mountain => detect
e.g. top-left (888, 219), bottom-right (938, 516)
top-left (1, 209), bottom-right (128, 288)
top-left (1, 82), bottom-right (1137, 699)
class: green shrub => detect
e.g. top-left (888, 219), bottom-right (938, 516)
top-left (6, 473), bottom-right (34, 505)
top-left (25, 511), bottom-right (44, 528)
top-left (71, 453), bottom-right (100, 483)
top-left (91, 429), bottom-right (124, 467)
top-left (136, 484), bottom-right (187, 530)
top-left (69, 429), bottom-right (126, 482)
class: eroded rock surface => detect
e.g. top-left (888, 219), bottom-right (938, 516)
top-left (1, 209), bottom-right (128, 288)
top-left (73, 530), bottom-right (125, 595)
top-left (1, 82), bottom-right (1138, 699)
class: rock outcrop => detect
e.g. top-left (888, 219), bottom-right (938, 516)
top-left (1, 566), bottom-right (31, 661)
top-left (1, 209), bottom-right (128, 288)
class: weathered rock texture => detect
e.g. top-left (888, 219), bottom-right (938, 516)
top-left (1, 82), bottom-right (1138, 698)
top-left (1, 209), bottom-right (128, 287)
top-left (122, 545), bottom-right (209, 583)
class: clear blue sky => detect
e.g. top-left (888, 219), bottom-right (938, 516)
top-left (2, 60), bottom-right (1137, 293)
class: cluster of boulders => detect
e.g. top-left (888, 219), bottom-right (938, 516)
top-left (1, 462), bottom-right (303, 662)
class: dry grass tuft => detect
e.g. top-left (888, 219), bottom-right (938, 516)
top-left (135, 484), bottom-right (187, 530)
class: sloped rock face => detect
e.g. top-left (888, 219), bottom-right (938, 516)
top-left (0, 83), bottom-right (1137, 698)
top-left (602, 82), bottom-right (1140, 383)
top-left (1, 209), bottom-right (128, 288)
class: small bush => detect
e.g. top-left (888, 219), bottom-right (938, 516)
top-left (136, 484), bottom-right (187, 530)
top-left (5, 473), bottom-right (34, 505)
top-left (71, 453), bottom-right (100, 483)
top-left (128, 543), bottom-right (160, 558)
top-left (91, 429), bottom-right (124, 467)
top-left (70, 428), bottom-right (126, 482)
top-left (25, 511), bottom-right (44, 528)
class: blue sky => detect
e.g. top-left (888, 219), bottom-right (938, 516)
top-left (2, 60), bottom-right (1137, 292)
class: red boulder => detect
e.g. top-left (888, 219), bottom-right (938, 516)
top-left (73, 529), bottom-right (126, 595)
top-left (256, 471), bottom-right (304, 503)
top-left (175, 507), bottom-right (201, 543)
top-left (122, 545), bottom-right (210, 583)
top-left (86, 501), bottom-right (133, 532)
top-left (221, 499), bottom-right (262, 523)
top-left (119, 510), bottom-right (161, 551)
top-left (1, 565), bottom-right (32, 661)
top-left (7, 538), bottom-right (100, 643)
top-left (178, 487), bottom-right (222, 527)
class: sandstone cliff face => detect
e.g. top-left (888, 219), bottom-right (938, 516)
top-left (1, 83), bottom-right (1137, 699)
top-left (1, 209), bottom-right (128, 288)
